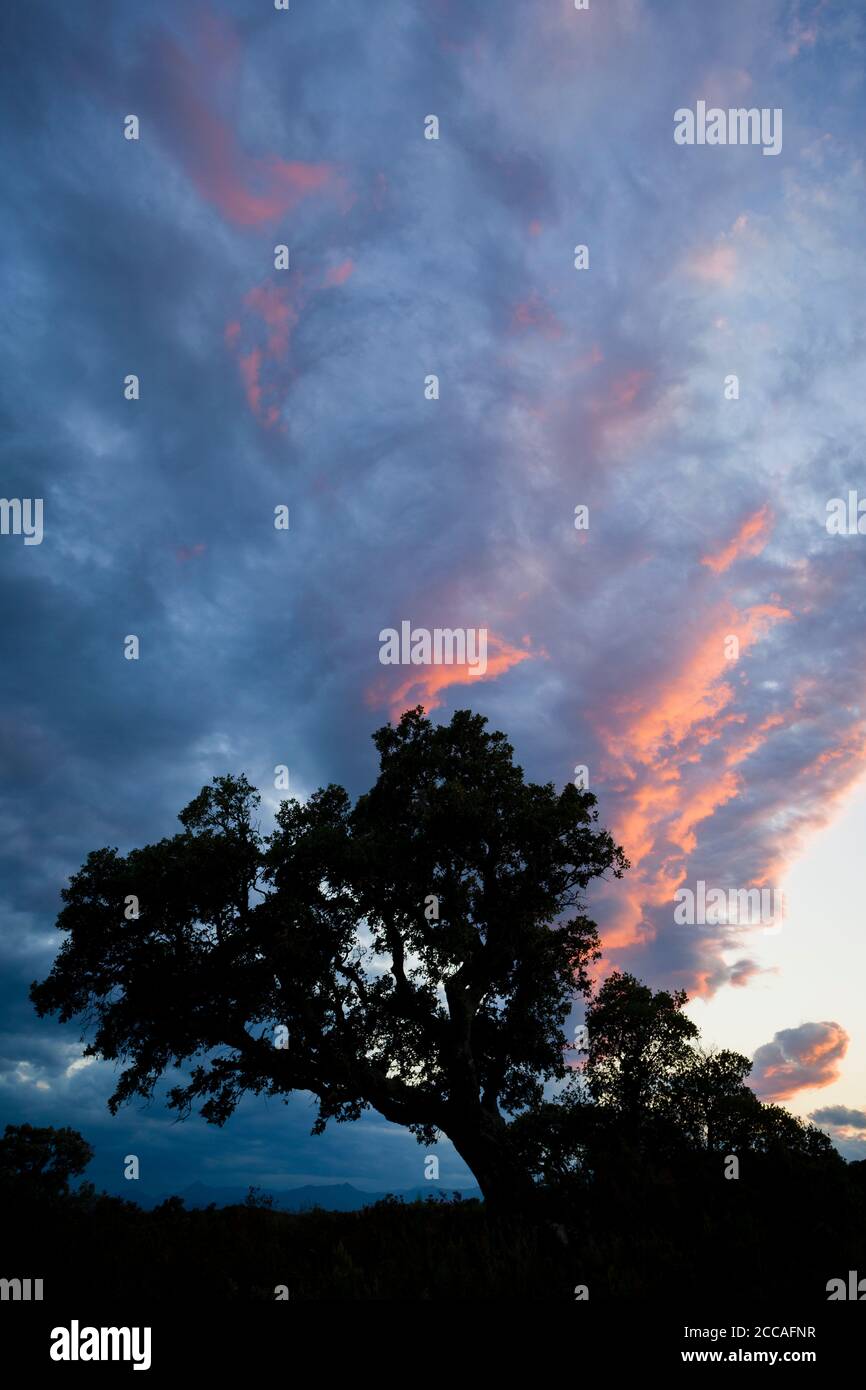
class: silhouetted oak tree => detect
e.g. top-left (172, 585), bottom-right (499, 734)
top-left (584, 970), bottom-right (699, 1122)
top-left (31, 708), bottom-right (627, 1206)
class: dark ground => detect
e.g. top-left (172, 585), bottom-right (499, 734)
top-left (4, 1149), bottom-right (865, 1301)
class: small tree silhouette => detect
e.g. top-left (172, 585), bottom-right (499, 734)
top-left (583, 972), bottom-right (837, 1159)
top-left (584, 970), bottom-right (699, 1122)
top-left (0, 1122), bottom-right (93, 1196)
top-left (31, 708), bottom-right (627, 1207)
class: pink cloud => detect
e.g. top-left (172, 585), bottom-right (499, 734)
top-left (224, 260), bottom-right (358, 426)
top-left (609, 369), bottom-right (652, 410)
top-left (509, 292), bottom-right (564, 340)
top-left (751, 1022), bottom-right (849, 1101)
top-left (323, 259), bottom-right (355, 288)
top-left (176, 543), bottom-right (206, 563)
top-left (701, 504), bottom-right (773, 575)
top-left (366, 632), bottom-right (535, 720)
top-left (579, 365), bottom-right (671, 459)
top-left (154, 20), bottom-right (347, 228)
top-left (592, 601), bottom-right (793, 951)
top-left (238, 348), bottom-right (264, 420)
top-left (243, 284), bottom-right (300, 357)
top-left (787, 7), bottom-right (822, 60)
top-left (569, 345), bottom-right (604, 372)
top-left (686, 244), bottom-right (737, 287)
top-left (225, 279), bottom-right (307, 428)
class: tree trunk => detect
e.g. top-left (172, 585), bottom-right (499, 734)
top-left (445, 1108), bottom-right (536, 1210)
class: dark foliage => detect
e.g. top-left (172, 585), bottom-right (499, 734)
top-left (31, 708), bottom-right (626, 1206)
top-left (1, 1141), bottom-right (863, 1301)
top-left (22, 710), bottom-right (864, 1296)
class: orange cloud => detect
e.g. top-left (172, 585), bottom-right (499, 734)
top-left (726, 707), bottom-right (866, 906)
top-left (592, 602), bottom-right (792, 949)
top-left (604, 604), bottom-right (790, 770)
top-left (367, 632), bottom-right (534, 720)
top-left (751, 1022), bottom-right (848, 1101)
top-left (723, 710), bottom-right (788, 768)
top-left (701, 504), bottom-right (773, 575)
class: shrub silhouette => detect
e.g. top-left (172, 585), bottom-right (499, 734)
top-left (0, 1120), bottom-right (860, 1302)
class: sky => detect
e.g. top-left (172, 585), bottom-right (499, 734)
top-left (2, 0), bottom-right (866, 1198)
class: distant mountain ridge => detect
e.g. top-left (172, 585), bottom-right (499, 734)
top-left (100, 1179), bottom-right (481, 1212)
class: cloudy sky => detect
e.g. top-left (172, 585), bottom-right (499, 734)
top-left (2, 0), bottom-right (865, 1197)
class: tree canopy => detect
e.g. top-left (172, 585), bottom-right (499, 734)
top-left (511, 971), bottom-right (839, 1183)
top-left (0, 1122), bottom-right (93, 1196)
top-left (31, 707), bottom-right (838, 1205)
top-left (32, 707), bottom-right (626, 1205)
